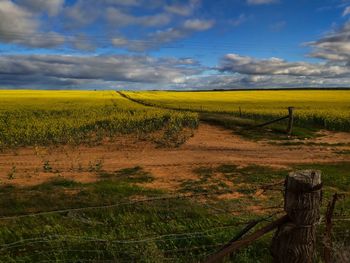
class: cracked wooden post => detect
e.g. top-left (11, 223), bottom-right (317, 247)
top-left (271, 170), bottom-right (322, 263)
top-left (287, 106), bottom-right (294, 136)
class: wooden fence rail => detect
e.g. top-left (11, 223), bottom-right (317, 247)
top-left (203, 170), bottom-right (323, 263)
top-left (247, 106), bottom-right (295, 135)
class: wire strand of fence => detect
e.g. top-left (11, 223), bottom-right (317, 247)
top-left (56, 204), bottom-right (284, 233)
top-left (0, 211), bottom-right (282, 254)
top-left (0, 192), bottom-right (226, 221)
top-left (0, 204), bottom-right (284, 231)
top-left (0, 190), bottom-right (285, 221)
top-left (20, 243), bottom-right (226, 262)
top-left (0, 225), bottom-right (241, 251)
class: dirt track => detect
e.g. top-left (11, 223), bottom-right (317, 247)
top-left (0, 123), bottom-right (349, 188)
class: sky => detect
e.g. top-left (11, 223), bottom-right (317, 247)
top-left (1, 0), bottom-right (350, 90)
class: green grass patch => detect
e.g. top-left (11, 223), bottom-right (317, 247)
top-left (33, 177), bottom-right (82, 190)
top-left (217, 164), bottom-right (288, 184)
top-left (0, 167), bottom-right (271, 262)
top-left (112, 166), bottom-right (154, 183)
top-left (335, 149), bottom-right (350, 155)
top-left (0, 163), bottom-right (348, 262)
top-left (180, 166), bottom-right (232, 194)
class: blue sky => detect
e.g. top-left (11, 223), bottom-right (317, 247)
top-left (1, 0), bottom-right (350, 89)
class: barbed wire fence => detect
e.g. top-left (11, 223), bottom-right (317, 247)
top-left (0, 171), bottom-right (348, 262)
top-left (0, 185), bottom-right (285, 262)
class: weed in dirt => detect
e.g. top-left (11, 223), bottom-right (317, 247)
top-left (43, 160), bottom-right (53, 172)
top-left (105, 166), bottom-right (155, 183)
top-left (7, 165), bottom-right (16, 180)
top-left (216, 164), bottom-right (238, 174)
top-left (88, 159), bottom-right (104, 172)
top-left (216, 164), bottom-right (288, 185)
top-left (35, 178), bottom-right (82, 190)
top-left (335, 149), bottom-right (350, 155)
top-left (193, 167), bottom-right (214, 180)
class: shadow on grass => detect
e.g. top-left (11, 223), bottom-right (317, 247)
top-left (0, 166), bottom-right (275, 263)
top-left (0, 163), bottom-right (348, 262)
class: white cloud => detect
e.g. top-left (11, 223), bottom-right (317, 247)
top-left (0, 0), bottom-right (64, 47)
top-left (17, 0), bottom-right (64, 16)
top-left (0, 0), bottom-right (206, 51)
top-left (183, 19), bottom-right (215, 30)
top-left (103, 0), bottom-right (143, 6)
top-left (64, 0), bottom-right (101, 27)
top-left (213, 18), bottom-right (350, 89)
top-left (164, 0), bottom-right (201, 16)
top-left (64, 0), bottom-right (201, 29)
top-left (229, 14), bottom-right (249, 27)
top-left (0, 0), bottom-right (38, 40)
top-left (220, 53), bottom-right (350, 78)
top-left (307, 21), bottom-right (350, 62)
top-left (343, 6), bottom-right (350, 16)
top-left (2, 0), bottom-right (349, 90)
top-left (107, 7), bottom-right (172, 27)
top-left (247, 0), bottom-right (278, 5)
top-left (0, 54), bottom-right (202, 89)
top-left (112, 19), bottom-right (215, 51)
top-left (69, 34), bottom-right (96, 51)
top-left (111, 37), bottom-right (129, 46)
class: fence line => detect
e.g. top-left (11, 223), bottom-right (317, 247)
top-left (0, 183), bottom-right (286, 221)
top-left (0, 192), bottom-right (227, 221)
top-left (0, 211), bottom-right (282, 256)
top-left (0, 204), bottom-right (284, 232)
top-left (0, 224), bottom-right (249, 251)
top-left (0, 169), bottom-right (347, 262)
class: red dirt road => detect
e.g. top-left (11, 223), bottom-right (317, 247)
top-left (0, 123), bottom-right (349, 188)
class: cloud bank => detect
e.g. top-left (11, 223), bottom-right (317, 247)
top-left (1, 0), bottom-right (350, 90)
top-left (0, 54), bottom-right (201, 89)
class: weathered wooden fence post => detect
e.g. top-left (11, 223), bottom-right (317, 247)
top-left (239, 107), bottom-right (242, 118)
top-left (287, 106), bottom-right (294, 136)
top-left (271, 170), bottom-right (322, 263)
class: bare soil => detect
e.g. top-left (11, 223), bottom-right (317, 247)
top-left (0, 123), bottom-right (349, 188)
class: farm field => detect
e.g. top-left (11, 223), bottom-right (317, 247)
top-left (0, 90), bottom-right (198, 148)
top-left (0, 90), bottom-right (349, 262)
top-left (123, 90), bottom-right (350, 131)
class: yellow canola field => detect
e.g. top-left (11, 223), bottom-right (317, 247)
top-left (124, 90), bottom-right (350, 131)
top-left (0, 90), bottom-right (198, 148)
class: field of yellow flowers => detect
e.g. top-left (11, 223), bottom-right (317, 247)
top-left (0, 90), bottom-right (198, 148)
top-left (124, 90), bottom-right (350, 131)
